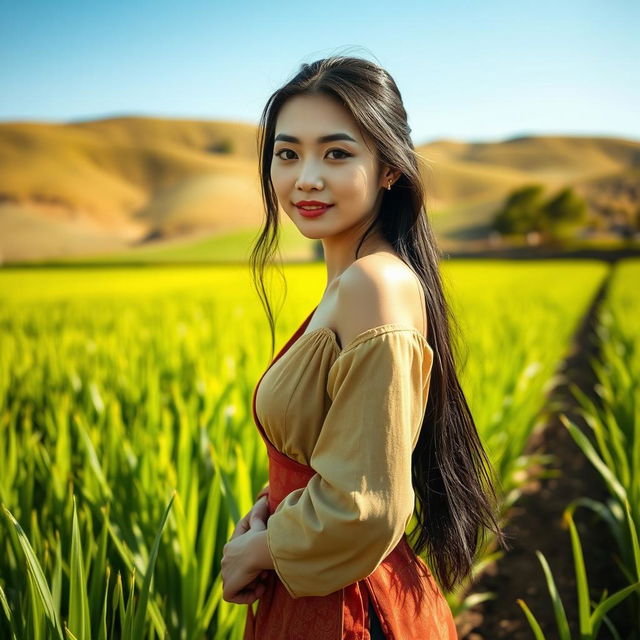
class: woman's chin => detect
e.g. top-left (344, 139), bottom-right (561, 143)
top-left (297, 228), bottom-right (327, 241)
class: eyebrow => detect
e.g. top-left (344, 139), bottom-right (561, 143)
top-left (274, 132), bottom-right (359, 144)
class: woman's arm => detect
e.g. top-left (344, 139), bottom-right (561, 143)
top-left (248, 530), bottom-right (275, 571)
top-left (262, 267), bottom-right (432, 598)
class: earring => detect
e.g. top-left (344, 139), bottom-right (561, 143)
top-left (387, 179), bottom-right (392, 190)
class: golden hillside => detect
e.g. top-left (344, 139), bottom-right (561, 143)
top-left (0, 116), bottom-right (638, 262)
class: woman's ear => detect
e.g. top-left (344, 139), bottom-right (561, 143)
top-left (380, 166), bottom-right (402, 189)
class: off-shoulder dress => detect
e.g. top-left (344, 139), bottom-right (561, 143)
top-left (244, 305), bottom-right (458, 640)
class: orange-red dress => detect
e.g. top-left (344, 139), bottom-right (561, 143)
top-left (243, 306), bottom-right (458, 639)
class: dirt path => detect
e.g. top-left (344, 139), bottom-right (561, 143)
top-left (455, 264), bottom-right (632, 639)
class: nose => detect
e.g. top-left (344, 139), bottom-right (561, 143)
top-left (295, 161), bottom-right (323, 191)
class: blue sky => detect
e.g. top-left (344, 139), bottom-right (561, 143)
top-left (1, 0), bottom-right (638, 145)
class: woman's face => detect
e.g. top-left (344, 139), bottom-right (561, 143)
top-left (270, 93), bottom-right (394, 240)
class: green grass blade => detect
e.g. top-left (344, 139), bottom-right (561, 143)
top-left (27, 568), bottom-right (44, 640)
top-left (122, 569), bottom-right (136, 638)
top-left (97, 566), bottom-right (110, 640)
top-left (0, 583), bottom-right (19, 640)
top-left (211, 446), bottom-right (241, 524)
top-left (534, 550), bottom-right (571, 640)
top-left (600, 609), bottom-right (624, 640)
top-left (74, 417), bottom-right (113, 502)
top-left (68, 496), bottom-right (92, 640)
top-left (88, 507), bottom-right (110, 630)
top-left (2, 504), bottom-right (65, 640)
top-left (52, 531), bottom-right (63, 617)
top-left (560, 415), bottom-right (628, 505)
top-left (195, 462), bottom-right (222, 616)
top-left (623, 496), bottom-right (640, 581)
top-left (130, 491), bottom-right (175, 640)
top-left (102, 511), bottom-right (167, 638)
top-left (111, 572), bottom-right (125, 640)
top-left (564, 508), bottom-right (592, 636)
top-left (590, 581), bottom-right (640, 636)
top-left (516, 598), bottom-right (546, 640)
top-left (64, 626), bottom-right (80, 640)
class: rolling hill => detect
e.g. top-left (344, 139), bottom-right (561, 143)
top-left (1, 116), bottom-right (638, 263)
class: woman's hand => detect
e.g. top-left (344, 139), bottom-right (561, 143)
top-left (230, 494), bottom-right (269, 542)
top-left (222, 516), bottom-right (270, 604)
top-left (222, 494), bottom-right (271, 604)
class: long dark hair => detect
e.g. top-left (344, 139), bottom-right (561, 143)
top-left (249, 54), bottom-right (509, 593)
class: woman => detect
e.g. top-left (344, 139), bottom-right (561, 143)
top-left (221, 55), bottom-right (508, 639)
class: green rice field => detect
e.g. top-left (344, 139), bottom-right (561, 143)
top-left (1, 259), bottom-right (637, 639)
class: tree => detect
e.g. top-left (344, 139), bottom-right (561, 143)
top-left (493, 184), bottom-right (546, 234)
top-left (539, 187), bottom-right (587, 238)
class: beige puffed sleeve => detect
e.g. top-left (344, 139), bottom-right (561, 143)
top-left (265, 327), bottom-right (433, 598)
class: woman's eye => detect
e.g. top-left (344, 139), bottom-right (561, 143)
top-left (274, 149), bottom-right (296, 160)
top-left (274, 148), bottom-right (351, 161)
top-left (327, 149), bottom-right (351, 159)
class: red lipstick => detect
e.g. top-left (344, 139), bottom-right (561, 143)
top-left (295, 200), bottom-right (334, 218)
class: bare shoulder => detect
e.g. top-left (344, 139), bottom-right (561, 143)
top-left (334, 253), bottom-right (427, 348)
